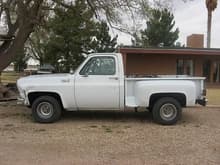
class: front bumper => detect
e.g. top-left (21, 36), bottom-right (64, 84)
top-left (196, 98), bottom-right (208, 106)
top-left (17, 96), bottom-right (29, 105)
top-left (17, 96), bottom-right (25, 105)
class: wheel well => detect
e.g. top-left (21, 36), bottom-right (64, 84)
top-left (149, 93), bottom-right (186, 108)
top-left (28, 92), bottom-right (63, 108)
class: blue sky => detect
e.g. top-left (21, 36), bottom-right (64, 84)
top-left (116, 0), bottom-right (220, 48)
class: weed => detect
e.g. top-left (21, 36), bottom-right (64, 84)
top-left (104, 127), bottom-right (112, 133)
top-left (90, 125), bottom-right (98, 128)
top-left (4, 124), bottom-right (14, 127)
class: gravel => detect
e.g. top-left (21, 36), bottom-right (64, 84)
top-left (0, 101), bottom-right (220, 165)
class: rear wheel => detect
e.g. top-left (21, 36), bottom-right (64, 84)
top-left (152, 97), bottom-right (182, 125)
top-left (32, 96), bottom-right (62, 123)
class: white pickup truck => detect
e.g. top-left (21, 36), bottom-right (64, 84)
top-left (17, 53), bottom-right (207, 125)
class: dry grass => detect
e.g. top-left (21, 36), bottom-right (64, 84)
top-left (1, 72), bottom-right (21, 84)
top-left (207, 88), bottom-right (220, 105)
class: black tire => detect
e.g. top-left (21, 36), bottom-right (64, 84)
top-left (152, 97), bottom-right (182, 125)
top-left (32, 96), bottom-right (62, 123)
top-left (148, 107), bottom-right (153, 113)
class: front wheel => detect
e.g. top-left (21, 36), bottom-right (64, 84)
top-left (32, 96), bottom-right (62, 123)
top-left (152, 97), bottom-right (182, 125)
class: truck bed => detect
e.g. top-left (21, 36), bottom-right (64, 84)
top-left (125, 75), bottom-right (205, 108)
top-left (126, 74), bottom-right (205, 79)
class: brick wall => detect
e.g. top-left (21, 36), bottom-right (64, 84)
top-left (187, 34), bottom-right (204, 48)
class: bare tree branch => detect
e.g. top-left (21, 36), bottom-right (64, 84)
top-left (4, 6), bottom-right (13, 29)
top-left (86, 0), bottom-right (98, 18)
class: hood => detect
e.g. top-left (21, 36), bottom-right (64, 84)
top-left (17, 73), bottom-right (73, 91)
top-left (27, 73), bottom-right (70, 78)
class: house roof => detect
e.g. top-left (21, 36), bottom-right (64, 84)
top-left (118, 47), bottom-right (220, 56)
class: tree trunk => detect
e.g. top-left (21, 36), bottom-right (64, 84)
top-left (207, 9), bottom-right (212, 48)
top-left (0, 26), bottom-right (33, 71)
top-left (0, 0), bottom-right (43, 72)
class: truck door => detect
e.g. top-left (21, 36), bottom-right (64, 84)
top-left (75, 56), bottom-right (120, 110)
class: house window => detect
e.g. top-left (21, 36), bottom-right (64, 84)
top-left (185, 60), bottom-right (194, 76)
top-left (176, 59), bottom-right (184, 75)
top-left (176, 59), bottom-right (194, 76)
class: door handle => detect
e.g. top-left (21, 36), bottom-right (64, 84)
top-left (109, 77), bottom-right (119, 80)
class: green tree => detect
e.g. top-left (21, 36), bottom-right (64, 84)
top-left (26, 28), bottom-right (49, 66)
top-left (0, 0), bottom-right (149, 72)
top-left (89, 21), bottom-right (118, 53)
top-left (44, 0), bottom-right (96, 72)
top-left (43, 2), bottom-right (118, 72)
top-left (133, 8), bottom-right (179, 47)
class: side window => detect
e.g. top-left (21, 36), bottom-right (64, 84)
top-left (80, 56), bottom-right (116, 75)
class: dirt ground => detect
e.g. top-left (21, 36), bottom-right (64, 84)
top-left (0, 102), bottom-right (219, 165)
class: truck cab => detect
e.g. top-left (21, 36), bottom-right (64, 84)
top-left (74, 54), bottom-right (125, 110)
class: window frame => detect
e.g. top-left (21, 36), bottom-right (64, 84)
top-left (79, 56), bottom-right (116, 76)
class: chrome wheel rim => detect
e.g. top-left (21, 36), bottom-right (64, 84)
top-left (160, 103), bottom-right (177, 121)
top-left (36, 102), bottom-right (53, 119)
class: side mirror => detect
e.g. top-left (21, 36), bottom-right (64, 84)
top-left (82, 73), bottom-right (88, 77)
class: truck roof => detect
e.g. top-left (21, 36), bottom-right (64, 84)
top-left (88, 53), bottom-right (121, 57)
